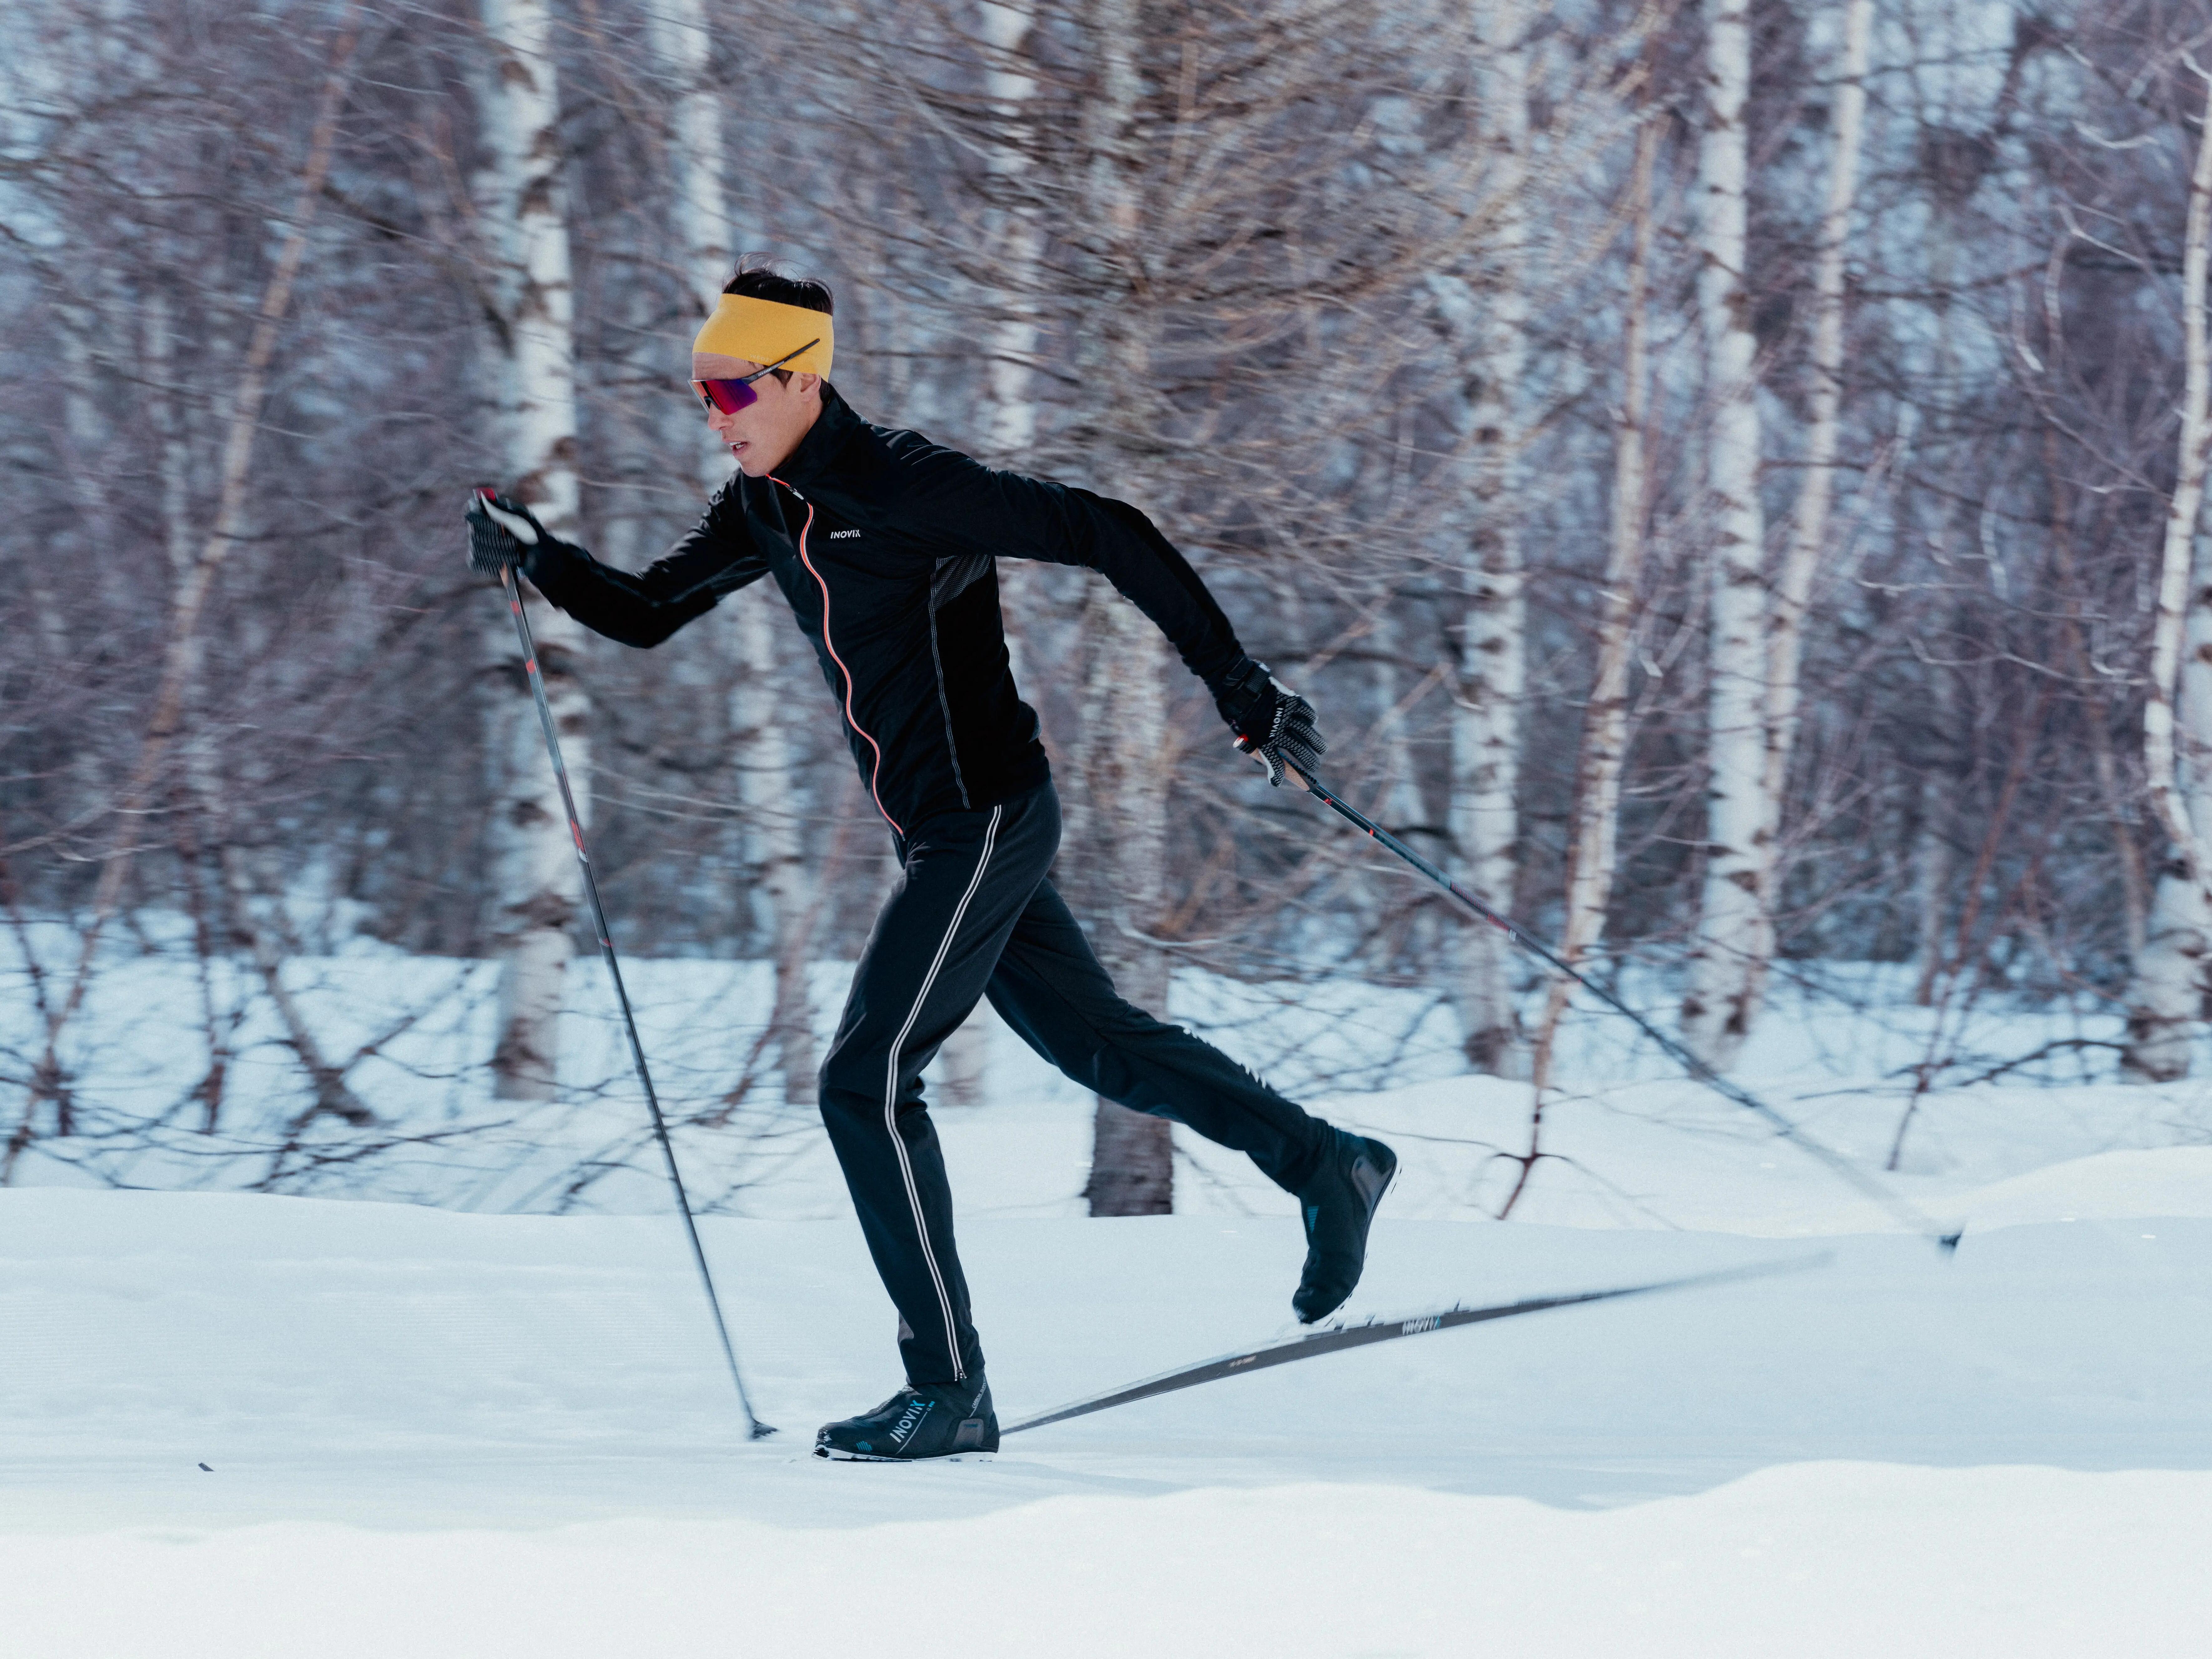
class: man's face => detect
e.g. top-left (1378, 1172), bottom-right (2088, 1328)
top-left (692, 352), bottom-right (823, 478)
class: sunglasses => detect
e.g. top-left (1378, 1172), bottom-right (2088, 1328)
top-left (690, 338), bottom-right (820, 415)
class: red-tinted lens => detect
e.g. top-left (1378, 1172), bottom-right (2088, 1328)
top-left (693, 377), bottom-right (760, 416)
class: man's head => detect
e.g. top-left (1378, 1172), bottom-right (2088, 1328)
top-left (691, 261), bottom-right (835, 478)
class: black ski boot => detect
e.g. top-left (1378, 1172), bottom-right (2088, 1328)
top-left (814, 1376), bottom-right (999, 1461)
top-left (1292, 1128), bottom-right (1398, 1323)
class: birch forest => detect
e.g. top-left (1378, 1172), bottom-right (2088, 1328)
top-left (7, 0), bottom-right (2212, 1212)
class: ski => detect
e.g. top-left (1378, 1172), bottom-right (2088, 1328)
top-left (1001, 1253), bottom-right (1827, 1437)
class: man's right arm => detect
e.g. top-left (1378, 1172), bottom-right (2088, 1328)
top-left (523, 488), bottom-right (770, 649)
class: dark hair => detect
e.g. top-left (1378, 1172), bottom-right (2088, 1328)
top-left (721, 257), bottom-right (833, 381)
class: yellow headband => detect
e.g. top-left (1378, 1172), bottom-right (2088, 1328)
top-left (691, 293), bottom-right (834, 375)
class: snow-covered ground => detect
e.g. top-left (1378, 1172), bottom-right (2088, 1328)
top-left (5, 940), bottom-right (2211, 1653)
top-left (4, 1182), bottom-right (2209, 1656)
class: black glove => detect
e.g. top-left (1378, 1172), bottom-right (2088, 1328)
top-left (465, 489), bottom-right (544, 577)
top-left (1210, 656), bottom-right (1326, 788)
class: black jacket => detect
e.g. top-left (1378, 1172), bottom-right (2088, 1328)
top-left (524, 384), bottom-right (1246, 835)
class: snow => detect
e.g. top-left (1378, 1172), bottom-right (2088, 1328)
top-left (9, 1467), bottom-right (2208, 1658)
top-left (6, 1181), bottom-right (2211, 1653)
top-left (5, 942), bottom-right (2211, 1652)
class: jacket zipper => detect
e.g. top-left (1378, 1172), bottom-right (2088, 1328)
top-left (774, 476), bottom-right (903, 835)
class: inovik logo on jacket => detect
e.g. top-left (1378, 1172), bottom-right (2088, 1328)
top-left (523, 385), bottom-right (1246, 835)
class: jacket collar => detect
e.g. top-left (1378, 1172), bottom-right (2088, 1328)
top-left (771, 381), bottom-right (862, 493)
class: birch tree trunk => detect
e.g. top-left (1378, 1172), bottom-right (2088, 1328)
top-left (1741, 0), bottom-right (1873, 1030)
top-left (1679, 0), bottom-right (1768, 1071)
top-left (2129, 612), bottom-right (2212, 1082)
top-left (1076, 0), bottom-right (1174, 1216)
top-left (649, 0), bottom-right (818, 1105)
top-left (974, 1), bottom-right (1044, 943)
top-left (1528, 114), bottom-right (1659, 1093)
top-left (980, 1), bottom-right (1043, 461)
top-left (479, 0), bottom-right (588, 1102)
top-left (1446, 0), bottom-right (1531, 1077)
top-left (2121, 66), bottom-right (2212, 1083)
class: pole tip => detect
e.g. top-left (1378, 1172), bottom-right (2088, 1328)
top-left (749, 1421), bottom-right (780, 1441)
top-left (1937, 1230), bottom-right (1964, 1256)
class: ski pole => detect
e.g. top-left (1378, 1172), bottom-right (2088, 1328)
top-left (1283, 764), bottom-right (1960, 1252)
top-left (493, 542), bottom-right (776, 1436)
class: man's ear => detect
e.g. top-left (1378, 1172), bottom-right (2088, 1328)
top-left (793, 372), bottom-right (822, 398)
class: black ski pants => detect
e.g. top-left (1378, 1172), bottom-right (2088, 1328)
top-left (817, 779), bottom-right (1333, 1387)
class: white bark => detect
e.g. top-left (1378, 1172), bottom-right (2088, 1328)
top-left (650, 0), bottom-right (725, 288)
top-left (980, 1), bottom-right (1043, 460)
top-left (2138, 101), bottom-right (2212, 895)
top-left (2125, 67), bottom-right (2212, 1080)
top-left (1446, 0), bottom-right (1530, 1078)
top-left (479, 0), bottom-right (587, 1102)
top-left (647, 0), bottom-right (728, 485)
top-left (1680, 0), bottom-right (1768, 1070)
top-left (1742, 0), bottom-right (1874, 1032)
top-left (2132, 545), bottom-right (2212, 1084)
top-left (977, 1), bottom-right (1047, 815)
top-left (2132, 863), bottom-right (2212, 1085)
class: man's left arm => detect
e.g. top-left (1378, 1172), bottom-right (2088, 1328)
top-left (898, 447), bottom-right (1327, 785)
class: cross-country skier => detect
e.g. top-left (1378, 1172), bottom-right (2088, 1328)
top-left (465, 263), bottom-right (1397, 1461)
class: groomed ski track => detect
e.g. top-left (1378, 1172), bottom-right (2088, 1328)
top-left (1001, 1254), bottom-right (1830, 1435)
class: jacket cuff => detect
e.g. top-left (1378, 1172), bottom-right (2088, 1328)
top-left (519, 535), bottom-right (580, 593)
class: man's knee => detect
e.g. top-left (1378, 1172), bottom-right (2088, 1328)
top-left (816, 1041), bottom-right (883, 1123)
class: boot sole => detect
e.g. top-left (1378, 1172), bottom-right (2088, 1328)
top-left (814, 1444), bottom-right (999, 1462)
top-left (814, 1416), bottom-right (1001, 1461)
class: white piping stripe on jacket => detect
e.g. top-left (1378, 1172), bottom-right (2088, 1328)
top-left (884, 803), bottom-right (1002, 1382)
